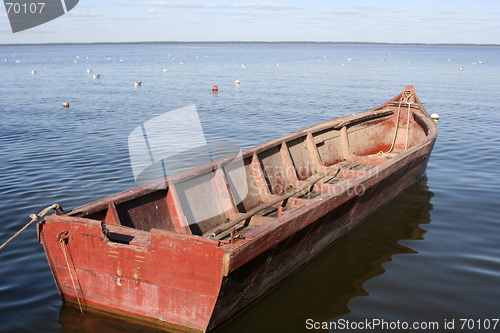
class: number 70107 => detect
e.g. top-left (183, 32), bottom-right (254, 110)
top-left (5, 3), bottom-right (46, 14)
top-left (460, 319), bottom-right (499, 330)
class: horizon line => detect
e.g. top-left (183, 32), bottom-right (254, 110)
top-left (1, 41), bottom-right (499, 47)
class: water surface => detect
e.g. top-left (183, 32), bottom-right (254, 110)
top-left (0, 43), bottom-right (499, 332)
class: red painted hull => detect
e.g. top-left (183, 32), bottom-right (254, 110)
top-left (38, 86), bottom-right (437, 332)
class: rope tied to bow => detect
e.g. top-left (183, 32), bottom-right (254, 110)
top-left (0, 203), bottom-right (63, 250)
top-left (388, 89), bottom-right (415, 153)
top-left (58, 230), bottom-right (84, 314)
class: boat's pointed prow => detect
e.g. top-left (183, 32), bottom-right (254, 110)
top-left (403, 85), bottom-right (415, 93)
top-left (401, 85), bottom-right (416, 103)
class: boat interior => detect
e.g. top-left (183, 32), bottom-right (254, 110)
top-left (71, 90), bottom-right (431, 245)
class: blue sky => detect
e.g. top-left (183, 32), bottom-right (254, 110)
top-left (1, 0), bottom-right (499, 44)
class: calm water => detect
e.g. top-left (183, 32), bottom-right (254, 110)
top-left (0, 43), bottom-right (499, 332)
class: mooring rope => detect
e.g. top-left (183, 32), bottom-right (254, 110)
top-left (405, 101), bottom-right (413, 150)
top-left (388, 101), bottom-right (403, 153)
top-left (59, 236), bottom-right (84, 314)
top-left (0, 203), bottom-right (63, 250)
top-left (388, 90), bottom-right (414, 153)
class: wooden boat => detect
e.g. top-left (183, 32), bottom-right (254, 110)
top-left (38, 86), bottom-right (437, 332)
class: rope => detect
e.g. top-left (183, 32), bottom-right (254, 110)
top-left (59, 238), bottom-right (84, 314)
top-left (388, 101), bottom-right (402, 153)
top-left (405, 101), bottom-right (413, 150)
top-left (205, 156), bottom-right (364, 240)
top-left (388, 90), bottom-right (414, 153)
top-left (0, 203), bottom-right (63, 250)
top-left (204, 167), bottom-right (343, 239)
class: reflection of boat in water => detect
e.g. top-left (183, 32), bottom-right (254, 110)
top-left (219, 175), bottom-right (434, 332)
top-left (39, 86), bottom-right (436, 332)
top-left (59, 302), bottom-right (173, 333)
top-left (58, 176), bottom-right (434, 333)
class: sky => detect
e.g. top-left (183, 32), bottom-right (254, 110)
top-left (0, 0), bottom-right (499, 44)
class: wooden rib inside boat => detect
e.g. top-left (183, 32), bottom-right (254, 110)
top-left (38, 86), bottom-right (437, 332)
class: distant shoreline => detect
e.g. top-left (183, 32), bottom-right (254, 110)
top-left (0, 41), bottom-right (499, 47)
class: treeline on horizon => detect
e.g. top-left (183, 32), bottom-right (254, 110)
top-left (1, 41), bottom-right (499, 47)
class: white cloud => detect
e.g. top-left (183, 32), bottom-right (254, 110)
top-left (473, 17), bottom-right (499, 21)
top-left (327, 9), bottom-right (362, 16)
top-left (111, 14), bottom-right (159, 21)
top-left (413, 15), bottom-right (453, 22)
top-left (353, 6), bottom-right (386, 11)
top-left (69, 11), bottom-right (102, 17)
top-left (225, 11), bottom-right (276, 21)
top-left (123, 2), bottom-right (303, 10)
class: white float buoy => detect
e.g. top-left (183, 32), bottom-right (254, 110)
top-left (460, 67), bottom-right (464, 71)
top-left (93, 74), bottom-right (101, 79)
top-left (235, 80), bottom-right (240, 85)
top-left (63, 102), bottom-right (70, 108)
top-left (242, 63), bottom-right (246, 68)
top-left (31, 70), bottom-right (36, 74)
top-left (431, 113), bottom-right (440, 121)
top-left (87, 69), bottom-right (92, 73)
top-left (135, 81), bottom-right (141, 87)
top-left (163, 69), bottom-right (168, 72)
